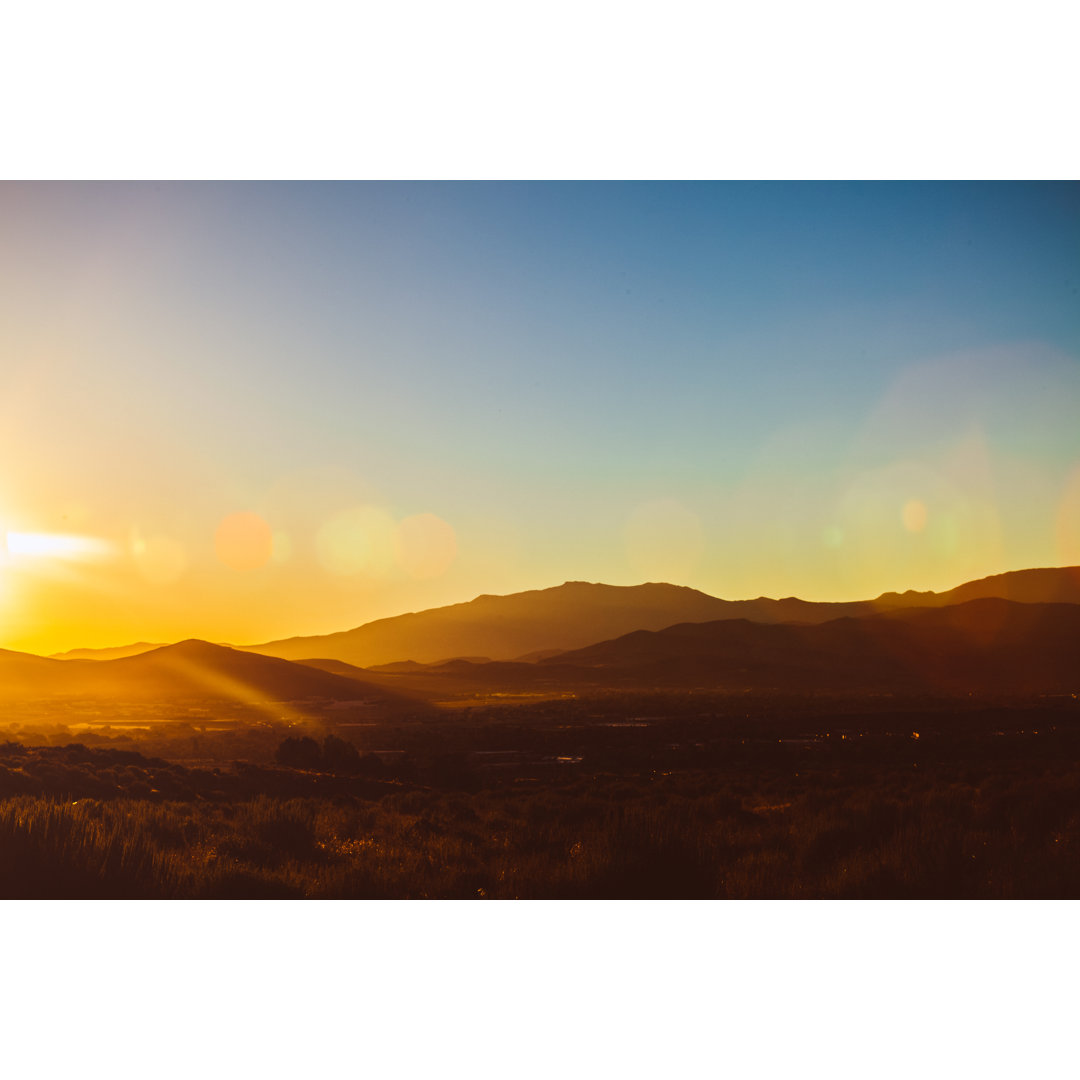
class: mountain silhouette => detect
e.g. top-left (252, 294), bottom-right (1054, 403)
top-left (0, 639), bottom-right (427, 710)
top-left (0, 647), bottom-right (76, 697)
top-left (241, 567), bottom-right (1080, 668)
top-left (8, 572), bottom-right (1077, 702)
top-left (95, 640), bottom-right (385, 701)
top-left (874, 565), bottom-right (1080, 608)
top-left (539, 598), bottom-right (1080, 694)
top-left (50, 642), bottom-right (167, 661)
top-left (244, 582), bottom-right (742, 667)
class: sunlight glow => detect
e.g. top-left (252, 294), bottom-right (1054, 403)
top-left (0, 186), bottom-right (1075, 651)
top-left (4, 532), bottom-right (115, 560)
top-left (152, 648), bottom-right (312, 725)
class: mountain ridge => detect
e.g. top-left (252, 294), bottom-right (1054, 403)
top-left (240, 566), bottom-right (1080, 668)
top-left (34, 566), bottom-right (1080, 669)
top-left (535, 597), bottom-right (1080, 694)
top-left (0, 638), bottom-right (426, 712)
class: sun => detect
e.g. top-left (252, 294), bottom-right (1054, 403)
top-left (3, 531), bottom-right (114, 560)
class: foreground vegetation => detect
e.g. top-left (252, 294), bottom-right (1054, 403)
top-left (1, 696), bottom-right (1077, 898)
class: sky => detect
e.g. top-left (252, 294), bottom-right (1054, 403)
top-left (0, 180), bottom-right (1078, 653)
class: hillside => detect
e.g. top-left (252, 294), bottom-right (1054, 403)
top-left (241, 567), bottom-right (1080, 668)
top-left (243, 581), bottom-right (752, 666)
top-left (875, 565), bottom-right (1080, 609)
top-left (0, 647), bottom-right (77, 697)
top-left (541, 598), bottom-right (1080, 694)
top-left (50, 642), bottom-right (166, 661)
top-left (0, 639), bottom-right (425, 710)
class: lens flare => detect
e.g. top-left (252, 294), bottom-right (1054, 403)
top-left (316, 505), bottom-right (397, 577)
top-left (215, 512), bottom-right (274, 571)
top-left (822, 525), bottom-right (844, 549)
top-left (902, 499), bottom-right (928, 533)
top-left (835, 461), bottom-right (1004, 596)
top-left (271, 530), bottom-right (292, 564)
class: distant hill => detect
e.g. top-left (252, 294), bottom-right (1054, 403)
top-left (541, 598), bottom-right (1080, 695)
top-left (7, 578), bottom-right (1077, 704)
top-left (512, 648), bottom-right (566, 663)
top-left (0, 640), bottom-right (428, 712)
top-left (50, 642), bottom-right (166, 661)
top-left (243, 582), bottom-right (748, 667)
top-left (89, 640), bottom-right (386, 701)
top-left (0, 647), bottom-right (74, 695)
top-left (242, 567), bottom-right (1080, 668)
top-left (875, 566), bottom-right (1080, 609)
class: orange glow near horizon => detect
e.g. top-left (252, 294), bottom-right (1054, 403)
top-left (902, 499), bottom-right (928, 533)
top-left (0, 499), bottom-right (476, 655)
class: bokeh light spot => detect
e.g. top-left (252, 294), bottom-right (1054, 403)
top-left (316, 505), bottom-right (397, 577)
top-left (5, 532), bottom-right (113, 560)
top-left (902, 499), bottom-right (928, 533)
top-left (271, 531), bottom-right (292, 565)
top-left (215, 512), bottom-right (274, 571)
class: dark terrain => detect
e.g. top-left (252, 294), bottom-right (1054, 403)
top-left (2, 690), bottom-right (1078, 898)
top-left (2, 566), bottom-right (1077, 899)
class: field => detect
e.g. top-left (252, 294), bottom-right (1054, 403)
top-left (2, 691), bottom-right (1078, 898)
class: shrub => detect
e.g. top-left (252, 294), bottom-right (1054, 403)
top-left (321, 735), bottom-right (361, 774)
top-left (275, 737), bottom-right (323, 770)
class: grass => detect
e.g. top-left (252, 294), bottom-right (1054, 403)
top-left (3, 697), bottom-right (1078, 898)
top-left (2, 752), bottom-right (1078, 898)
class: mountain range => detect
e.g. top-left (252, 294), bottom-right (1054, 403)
top-left (0, 639), bottom-right (423, 712)
top-left (533, 597), bottom-right (1080, 694)
top-left (240, 565), bottom-right (1080, 668)
top-left (4, 566), bottom-right (1076, 706)
top-left (50, 642), bottom-right (169, 661)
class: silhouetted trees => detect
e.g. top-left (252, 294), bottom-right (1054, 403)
top-left (322, 734), bottom-right (361, 773)
top-left (274, 734), bottom-right (377, 775)
top-left (275, 736), bottom-right (323, 770)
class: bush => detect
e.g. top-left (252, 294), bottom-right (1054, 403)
top-left (321, 735), bottom-right (361, 774)
top-left (275, 737), bottom-right (323, 770)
